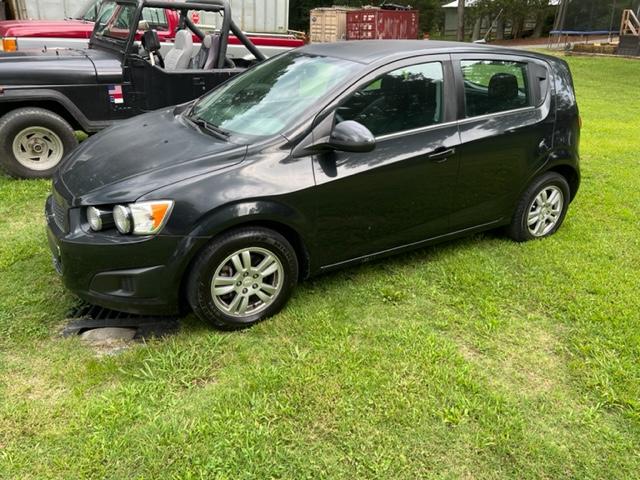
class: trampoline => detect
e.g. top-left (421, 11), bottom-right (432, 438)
top-left (548, 30), bottom-right (618, 48)
top-left (548, 0), bottom-right (640, 48)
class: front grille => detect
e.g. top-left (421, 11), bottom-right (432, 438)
top-left (52, 193), bottom-right (69, 233)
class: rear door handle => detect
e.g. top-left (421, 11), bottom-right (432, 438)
top-left (428, 147), bottom-right (455, 162)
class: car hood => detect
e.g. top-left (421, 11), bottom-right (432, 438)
top-left (55, 107), bottom-right (248, 206)
top-left (0, 47), bottom-right (98, 84)
top-left (0, 19), bottom-right (93, 38)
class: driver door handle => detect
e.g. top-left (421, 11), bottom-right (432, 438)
top-left (428, 147), bottom-right (455, 162)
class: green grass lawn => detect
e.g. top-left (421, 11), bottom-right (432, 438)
top-left (1, 54), bottom-right (639, 479)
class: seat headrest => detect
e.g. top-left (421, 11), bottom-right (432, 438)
top-left (381, 75), bottom-right (401, 93)
top-left (141, 30), bottom-right (160, 52)
top-left (174, 29), bottom-right (193, 50)
top-left (488, 73), bottom-right (518, 101)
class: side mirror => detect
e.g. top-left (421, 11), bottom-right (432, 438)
top-left (328, 121), bottom-right (375, 153)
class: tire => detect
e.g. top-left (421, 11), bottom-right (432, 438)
top-left (0, 107), bottom-right (78, 179)
top-left (187, 227), bottom-right (299, 329)
top-left (507, 171), bottom-right (571, 242)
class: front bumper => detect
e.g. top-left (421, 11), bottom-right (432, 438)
top-left (45, 195), bottom-right (206, 315)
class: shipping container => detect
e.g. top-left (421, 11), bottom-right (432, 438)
top-left (346, 8), bottom-right (419, 40)
top-left (12, 0), bottom-right (291, 34)
top-left (309, 7), bottom-right (356, 43)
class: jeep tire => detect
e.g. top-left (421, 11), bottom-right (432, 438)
top-left (0, 107), bottom-right (78, 179)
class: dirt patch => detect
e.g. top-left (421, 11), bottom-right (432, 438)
top-left (1, 352), bottom-right (68, 404)
top-left (455, 322), bottom-right (567, 397)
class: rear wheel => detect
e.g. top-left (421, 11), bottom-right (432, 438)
top-left (187, 227), bottom-right (299, 329)
top-left (507, 172), bottom-right (571, 242)
top-left (0, 107), bottom-right (78, 179)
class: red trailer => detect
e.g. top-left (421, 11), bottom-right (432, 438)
top-left (346, 8), bottom-right (419, 40)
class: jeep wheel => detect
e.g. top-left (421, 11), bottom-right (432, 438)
top-left (187, 227), bottom-right (299, 329)
top-left (0, 108), bottom-right (78, 179)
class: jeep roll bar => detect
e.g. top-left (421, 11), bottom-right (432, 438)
top-left (142, 0), bottom-right (266, 68)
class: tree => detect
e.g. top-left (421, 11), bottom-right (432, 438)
top-left (475, 0), bottom-right (554, 39)
top-left (457, 0), bottom-right (465, 40)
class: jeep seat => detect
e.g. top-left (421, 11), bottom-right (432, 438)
top-left (192, 34), bottom-right (220, 70)
top-left (164, 30), bottom-right (193, 70)
top-left (141, 30), bottom-right (162, 67)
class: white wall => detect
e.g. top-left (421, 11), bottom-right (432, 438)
top-left (16, 0), bottom-right (87, 20)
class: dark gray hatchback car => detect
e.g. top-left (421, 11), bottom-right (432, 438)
top-left (47, 40), bottom-right (580, 329)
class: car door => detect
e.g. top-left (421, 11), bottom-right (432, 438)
top-left (450, 54), bottom-right (554, 230)
top-left (310, 55), bottom-right (461, 267)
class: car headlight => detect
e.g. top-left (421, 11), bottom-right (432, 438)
top-left (87, 206), bottom-right (114, 232)
top-left (115, 200), bottom-right (174, 235)
top-left (86, 200), bottom-right (173, 235)
top-left (113, 205), bottom-right (133, 234)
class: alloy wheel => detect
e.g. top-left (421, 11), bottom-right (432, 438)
top-left (527, 185), bottom-right (564, 237)
top-left (210, 247), bottom-right (284, 318)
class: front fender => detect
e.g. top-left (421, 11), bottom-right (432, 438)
top-left (190, 199), bottom-right (313, 243)
top-left (0, 88), bottom-right (109, 131)
top-left (163, 199), bottom-right (315, 285)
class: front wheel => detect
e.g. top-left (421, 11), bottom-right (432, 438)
top-left (0, 107), bottom-right (78, 179)
top-left (507, 171), bottom-right (571, 242)
top-left (187, 227), bottom-right (299, 329)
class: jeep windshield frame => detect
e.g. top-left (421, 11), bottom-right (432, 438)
top-left (89, 0), bottom-right (139, 55)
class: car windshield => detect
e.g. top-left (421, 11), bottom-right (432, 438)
top-left (189, 52), bottom-right (363, 137)
top-left (93, 1), bottom-right (135, 43)
top-left (73, 0), bottom-right (100, 21)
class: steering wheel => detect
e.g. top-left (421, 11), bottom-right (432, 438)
top-left (356, 98), bottom-right (385, 121)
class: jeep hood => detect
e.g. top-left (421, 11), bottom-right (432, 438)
top-left (55, 107), bottom-right (248, 206)
top-left (0, 47), bottom-right (97, 84)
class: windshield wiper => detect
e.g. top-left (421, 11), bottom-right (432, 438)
top-left (187, 115), bottom-right (230, 139)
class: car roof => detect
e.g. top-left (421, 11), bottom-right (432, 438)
top-left (298, 40), bottom-right (548, 64)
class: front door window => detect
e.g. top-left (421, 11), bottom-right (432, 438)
top-left (336, 62), bottom-right (444, 137)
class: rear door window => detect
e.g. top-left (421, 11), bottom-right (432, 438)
top-left (460, 60), bottom-right (530, 117)
top-left (336, 62), bottom-right (444, 137)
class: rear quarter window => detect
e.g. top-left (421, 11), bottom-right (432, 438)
top-left (461, 60), bottom-right (530, 117)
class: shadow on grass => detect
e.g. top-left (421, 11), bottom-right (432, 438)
top-left (175, 230), bottom-right (511, 335)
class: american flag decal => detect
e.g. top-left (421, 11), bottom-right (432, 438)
top-left (108, 84), bottom-right (124, 104)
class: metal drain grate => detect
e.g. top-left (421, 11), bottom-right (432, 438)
top-left (62, 303), bottom-right (180, 339)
